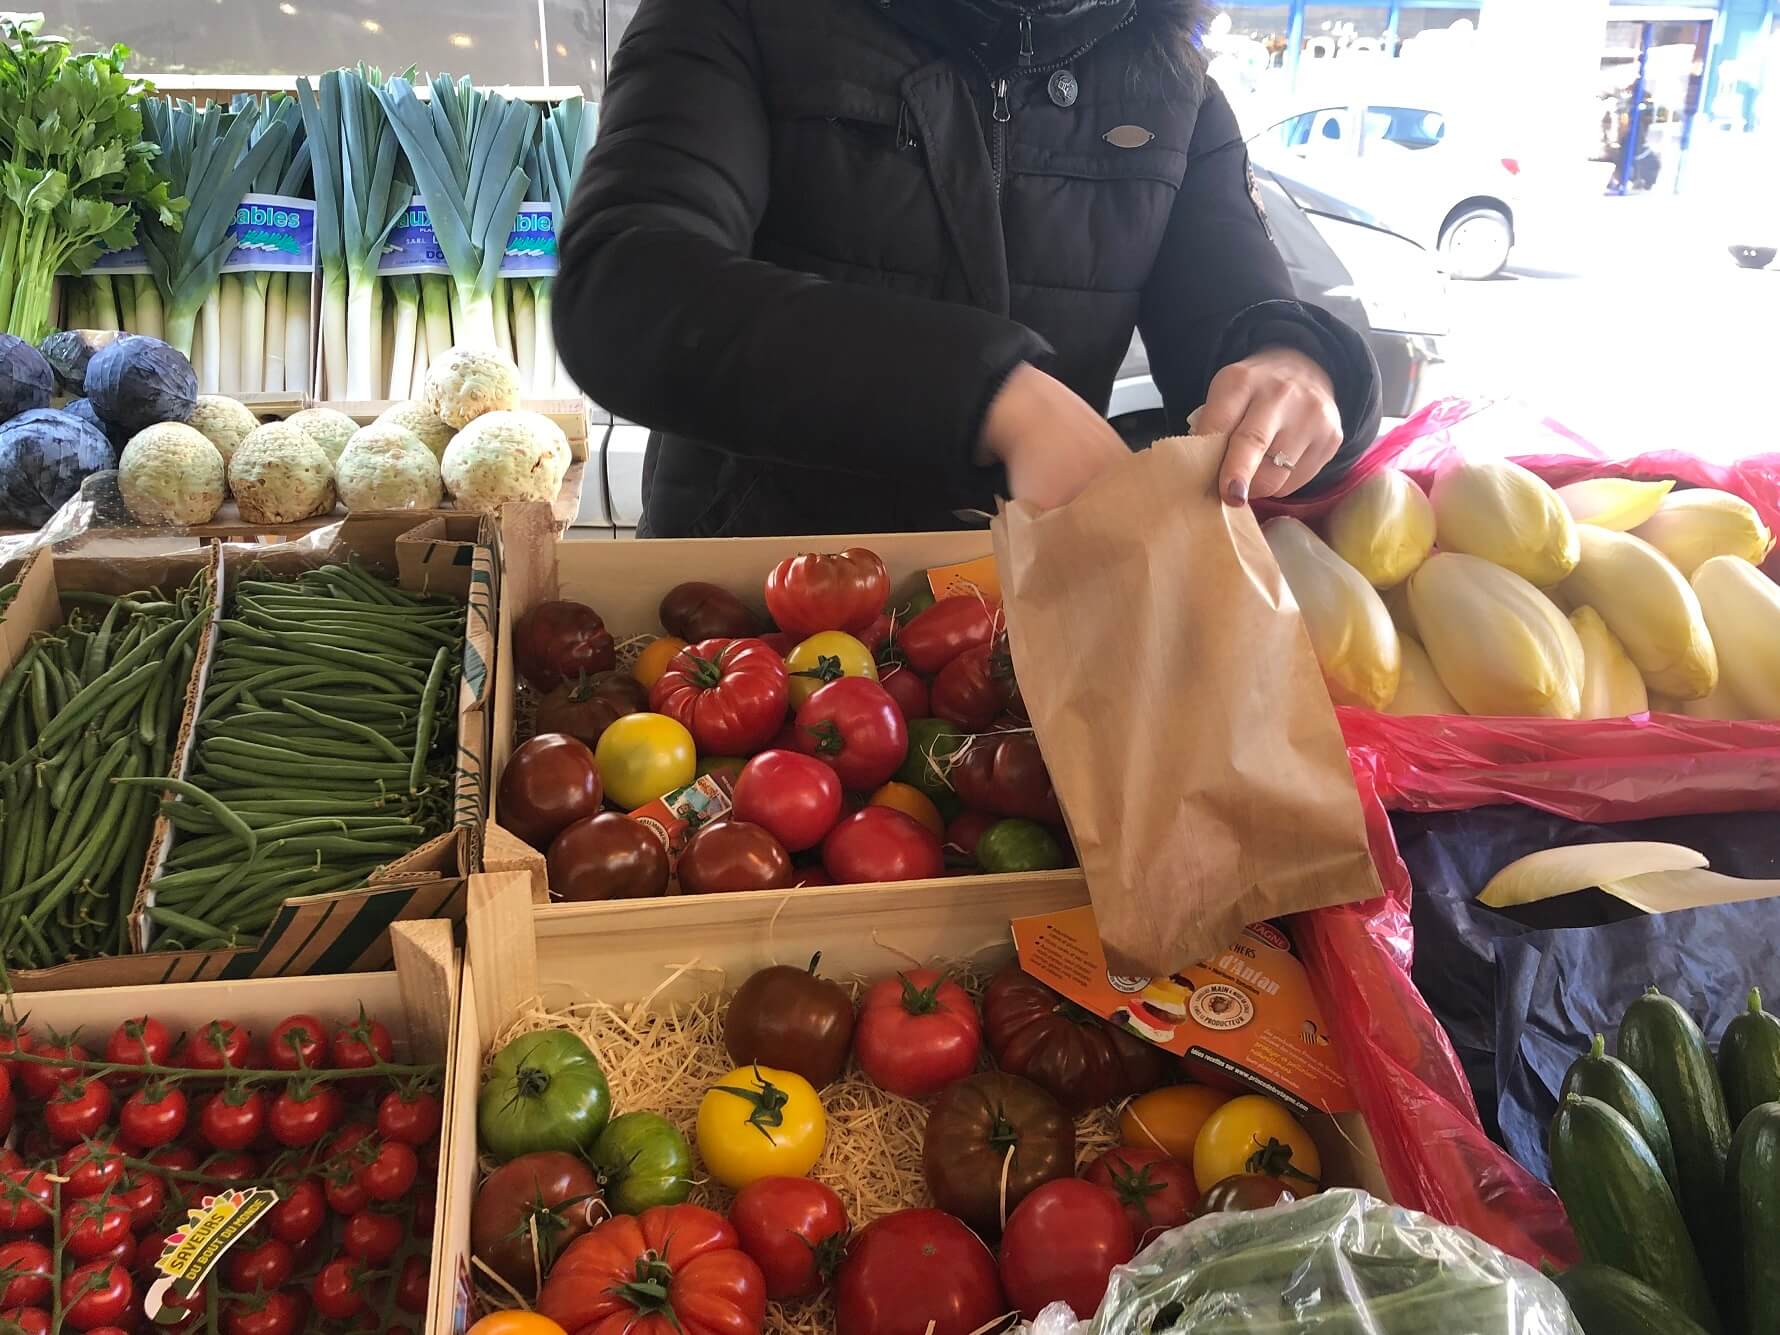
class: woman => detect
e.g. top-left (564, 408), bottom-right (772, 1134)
top-left (554, 0), bottom-right (1381, 537)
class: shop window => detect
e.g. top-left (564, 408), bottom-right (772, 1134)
top-left (1363, 105), bottom-right (1447, 150)
top-left (1303, 4), bottom-right (1391, 61)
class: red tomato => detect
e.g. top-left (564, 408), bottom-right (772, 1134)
top-left (221, 1289), bottom-right (305, 1335)
top-left (104, 1017), bottom-right (172, 1073)
top-left (19, 1037), bottom-right (88, 1100)
top-left (944, 810), bottom-right (997, 865)
top-left (57, 1141), bottom-right (124, 1200)
top-left (876, 664), bottom-right (929, 722)
top-left (856, 610), bottom-right (894, 653)
top-left (537, 1204), bottom-right (766, 1335)
top-left (822, 808), bottom-right (944, 886)
top-left (650, 638), bottom-right (790, 756)
top-left (324, 1173), bottom-right (368, 1217)
top-left (676, 821), bottom-right (794, 895)
top-left (731, 750), bottom-right (844, 853)
top-left (330, 1018), bottom-right (394, 1073)
top-left (45, 1080), bottom-right (113, 1145)
top-left (834, 1209), bottom-right (1004, 1335)
top-left (60, 1262), bottom-right (131, 1331)
top-left (222, 1237), bottom-right (295, 1293)
top-left (145, 1145), bottom-right (197, 1175)
top-left (309, 1259), bottom-right (367, 1321)
top-left (998, 1179), bottom-right (1133, 1321)
top-left (265, 1179), bottom-right (327, 1245)
top-left (193, 1153), bottom-right (259, 1201)
top-left (118, 1084), bottom-right (187, 1150)
top-left (498, 733), bottom-right (604, 850)
top-left (950, 733), bottom-right (1063, 825)
top-left (341, 1211), bottom-right (403, 1264)
top-left (0, 1308), bottom-right (48, 1335)
top-left (395, 1255), bottom-right (430, 1313)
top-left (182, 1020), bottom-right (250, 1072)
top-left (729, 1177), bottom-right (849, 1301)
top-left (758, 631), bottom-right (799, 658)
top-left (853, 970), bottom-right (981, 1099)
top-left (265, 1015), bottom-right (328, 1071)
top-left (115, 1173), bottom-right (166, 1231)
top-left (1083, 1147), bottom-right (1198, 1242)
top-left (61, 1199), bottom-right (134, 1262)
top-left (198, 1089), bottom-right (266, 1151)
top-left (513, 600), bottom-right (616, 690)
top-left (794, 678), bottom-right (907, 792)
top-left (134, 1232), bottom-right (169, 1277)
top-left (268, 1085), bottom-right (342, 1148)
top-left (764, 548), bottom-right (889, 638)
top-left (0, 1067), bottom-right (11, 1139)
top-left (354, 1141), bottom-right (417, 1202)
top-left (930, 645), bottom-right (1006, 733)
top-left (376, 1089), bottom-right (442, 1146)
top-left (899, 597), bottom-right (998, 676)
top-left (0, 1240), bottom-right (51, 1307)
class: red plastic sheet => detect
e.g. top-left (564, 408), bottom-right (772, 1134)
top-left (1285, 401), bottom-right (1780, 1266)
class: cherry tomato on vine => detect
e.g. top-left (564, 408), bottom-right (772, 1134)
top-left (145, 1145), bottom-right (198, 1175)
top-left (198, 1089), bottom-right (266, 1152)
top-left (395, 1256), bottom-right (430, 1314)
top-left (0, 1308), bottom-right (48, 1335)
top-left (62, 1199), bottom-right (133, 1262)
top-left (116, 1173), bottom-right (166, 1231)
top-left (342, 1210), bottom-right (403, 1264)
top-left (199, 1152), bottom-right (259, 1188)
top-left (329, 1017), bottom-right (393, 1074)
top-left (118, 1084), bottom-right (187, 1150)
top-left (0, 1067), bottom-right (11, 1140)
top-left (0, 1025), bottom-right (31, 1082)
top-left (376, 1089), bottom-right (442, 1146)
top-left (265, 1015), bottom-right (328, 1072)
top-left (221, 1290), bottom-right (306, 1335)
top-left (60, 1261), bottom-right (132, 1331)
top-left (181, 1021), bottom-right (250, 1072)
top-left (265, 1179), bottom-right (327, 1245)
top-left (0, 1239), bottom-right (51, 1307)
top-left (268, 1085), bottom-right (343, 1149)
top-left (19, 1037), bottom-right (89, 1100)
top-left (310, 1260), bottom-right (367, 1320)
top-left (104, 1017), bottom-right (172, 1075)
top-left (45, 1080), bottom-right (113, 1145)
top-left (223, 1237), bottom-right (296, 1293)
top-left (58, 1141), bottom-right (125, 1199)
top-left (324, 1173), bottom-right (369, 1217)
top-left (355, 1140), bottom-right (418, 1203)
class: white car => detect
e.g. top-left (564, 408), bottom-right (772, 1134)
top-left (1249, 98), bottom-right (1524, 280)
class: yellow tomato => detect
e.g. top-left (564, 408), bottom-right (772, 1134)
top-left (633, 635), bottom-right (688, 688)
top-left (594, 712), bottom-right (696, 809)
top-left (467, 1316), bottom-right (568, 1335)
top-left (696, 1063), bottom-right (826, 1189)
top-left (784, 631), bottom-right (878, 707)
top-left (869, 782), bottom-right (945, 836)
top-left (1120, 1084), bottom-right (1232, 1161)
top-left (1191, 1093), bottom-right (1322, 1196)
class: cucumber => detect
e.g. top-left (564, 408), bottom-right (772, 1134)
top-left (1550, 1263), bottom-right (1713, 1335)
top-left (1731, 1102), bottom-right (1780, 1335)
top-left (1617, 986), bottom-right (1735, 1306)
top-left (1549, 1093), bottom-right (1720, 1332)
top-left (1718, 988), bottom-right (1780, 1127)
top-left (1562, 1033), bottom-right (1681, 1193)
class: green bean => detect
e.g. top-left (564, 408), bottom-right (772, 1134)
top-left (84, 600), bottom-right (123, 680)
top-left (49, 729), bottom-right (100, 808)
top-left (0, 641), bottom-right (39, 731)
top-left (113, 776), bottom-right (256, 859)
top-left (199, 736), bottom-right (413, 777)
top-left (278, 698), bottom-right (410, 762)
top-left (146, 905), bottom-right (238, 946)
top-left (48, 734), bottom-right (133, 861)
top-left (410, 645), bottom-right (450, 793)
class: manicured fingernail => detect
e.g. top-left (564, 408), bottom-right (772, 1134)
top-left (1225, 478), bottom-right (1248, 506)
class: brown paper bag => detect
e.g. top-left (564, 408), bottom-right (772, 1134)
top-left (992, 435), bottom-right (1382, 975)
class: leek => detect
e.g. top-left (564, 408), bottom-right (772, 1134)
top-left (139, 97), bottom-right (289, 360)
top-left (375, 74), bottom-right (535, 351)
top-left (492, 274), bottom-right (513, 362)
top-left (116, 271), bottom-right (137, 329)
top-left (536, 95), bottom-right (597, 394)
top-left (511, 279), bottom-right (534, 384)
top-left (61, 277), bottom-right (89, 330)
top-left (285, 274), bottom-right (312, 395)
top-left (238, 95), bottom-right (311, 395)
top-left (298, 67), bottom-right (411, 399)
top-left (131, 274), bottom-right (163, 340)
top-left (217, 274), bottom-right (241, 391)
top-left (387, 274), bottom-right (418, 398)
top-left (89, 275), bottom-right (120, 330)
top-left (262, 271), bottom-right (286, 392)
top-left (420, 273), bottom-right (451, 357)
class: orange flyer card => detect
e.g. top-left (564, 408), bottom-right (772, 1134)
top-left (1011, 905), bottom-right (1354, 1114)
top-left (925, 554), bottom-right (1001, 604)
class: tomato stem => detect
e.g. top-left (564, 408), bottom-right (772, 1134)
top-left (711, 1067), bottom-right (790, 1143)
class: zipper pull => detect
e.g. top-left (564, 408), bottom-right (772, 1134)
top-left (1018, 12), bottom-right (1035, 61)
top-left (992, 78), bottom-right (1011, 124)
top-left (895, 102), bottom-right (918, 151)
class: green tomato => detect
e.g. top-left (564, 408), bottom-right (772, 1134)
top-left (976, 818), bottom-right (1066, 873)
top-left (895, 717), bottom-right (967, 818)
top-left (900, 588), bottom-right (937, 619)
top-left (591, 1111), bottom-right (694, 1213)
top-left (478, 1030), bottom-right (611, 1161)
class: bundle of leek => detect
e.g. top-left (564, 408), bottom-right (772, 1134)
top-left (376, 74), bottom-right (536, 355)
top-left (534, 95), bottom-right (597, 395)
top-left (298, 66), bottom-right (411, 399)
top-left (138, 97), bottom-right (290, 389)
top-left (228, 94), bottom-right (311, 394)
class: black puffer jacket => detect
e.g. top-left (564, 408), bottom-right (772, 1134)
top-left (555, 0), bottom-right (1381, 537)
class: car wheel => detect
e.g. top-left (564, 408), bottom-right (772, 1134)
top-left (1439, 207), bottom-right (1513, 280)
top-left (1729, 245), bottom-right (1776, 270)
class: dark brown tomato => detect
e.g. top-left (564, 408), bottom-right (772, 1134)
top-left (921, 1072), bottom-right (1074, 1239)
top-left (950, 734), bottom-right (1062, 825)
top-left (1194, 1174), bottom-right (1298, 1216)
top-left (981, 965), bottom-right (1165, 1113)
top-left (676, 820), bottom-right (794, 895)
top-left (513, 601), bottom-right (615, 690)
top-left (534, 671), bottom-right (648, 749)
top-left (498, 734), bottom-right (603, 850)
top-left (546, 813), bottom-right (670, 902)
top-left (471, 1151), bottom-right (603, 1294)
top-left (725, 955), bottom-right (856, 1088)
top-left (659, 582), bottom-right (762, 641)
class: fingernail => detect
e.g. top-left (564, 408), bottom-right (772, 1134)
top-left (1225, 478), bottom-right (1248, 506)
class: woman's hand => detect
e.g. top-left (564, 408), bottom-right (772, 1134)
top-left (1198, 346), bottom-right (1343, 505)
top-left (979, 363), bottom-right (1131, 510)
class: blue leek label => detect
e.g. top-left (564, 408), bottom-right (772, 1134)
top-left (220, 193), bottom-right (316, 273)
top-left (379, 195), bottom-right (450, 275)
top-left (498, 201), bottom-right (558, 277)
top-left (89, 226), bottom-right (150, 275)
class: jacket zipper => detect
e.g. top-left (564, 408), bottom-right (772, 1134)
top-left (966, 6), bottom-right (1138, 200)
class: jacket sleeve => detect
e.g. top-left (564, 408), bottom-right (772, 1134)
top-left (553, 0), bottom-right (1046, 508)
top-left (1137, 82), bottom-right (1382, 487)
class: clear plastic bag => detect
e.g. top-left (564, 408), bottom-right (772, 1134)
top-left (1025, 1190), bottom-right (1580, 1335)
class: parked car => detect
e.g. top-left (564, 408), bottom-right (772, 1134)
top-left (580, 162), bottom-right (1447, 534)
top-left (1248, 95), bottom-right (1524, 280)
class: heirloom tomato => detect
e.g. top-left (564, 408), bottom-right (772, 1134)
top-left (593, 713), bottom-right (696, 809)
top-left (478, 1031), bottom-right (611, 1161)
top-left (1195, 1173), bottom-right (1298, 1215)
top-left (975, 819), bottom-right (1067, 873)
top-left (472, 1151), bottom-right (604, 1292)
top-left (875, 663), bottom-right (928, 721)
top-left (1083, 1147), bottom-right (1198, 1240)
top-left (821, 807), bottom-right (943, 885)
top-left (997, 1179), bottom-right (1133, 1320)
top-left (676, 822), bottom-right (793, 895)
top-left (834, 1209), bottom-right (1003, 1335)
top-left (764, 548), bottom-right (888, 638)
top-left (695, 1066), bottom-right (825, 1190)
top-left (547, 813), bottom-right (671, 901)
top-left (783, 632), bottom-right (877, 709)
top-left (729, 1177), bottom-right (848, 1301)
top-left (982, 965), bottom-right (1164, 1113)
top-left (921, 1073), bottom-right (1074, 1238)
top-left (590, 1112), bottom-right (694, 1214)
top-left (514, 601), bottom-right (615, 690)
top-left (1119, 1084), bottom-right (1232, 1161)
top-left (866, 782), bottom-right (944, 836)
top-left (731, 750), bottom-right (842, 853)
top-left (950, 733), bottom-right (1062, 824)
top-left (631, 636), bottom-right (688, 690)
top-left (929, 644), bottom-right (1005, 732)
top-left (724, 955), bottom-right (855, 1088)
top-left (899, 596), bottom-right (997, 676)
top-left (659, 582), bottom-right (762, 641)
top-left (535, 671), bottom-right (647, 750)
top-left (1191, 1095), bottom-right (1321, 1196)
top-left (853, 969), bottom-right (979, 1099)
top-left (649, 638), bottom-right (789, 756)
top-left (498, 734), bottom-right (603, 850)
top-left (794, 678), bottom-right (906, 791)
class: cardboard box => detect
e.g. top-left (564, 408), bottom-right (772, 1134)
top-left (485, 505), bottom-right (1086, 913)
top-left (10, 920), bottom-right (463, 1325)
top-left (5, 516), bottom-right (496, 992)
top-left (435, 872), bottom-right (1389, 1333)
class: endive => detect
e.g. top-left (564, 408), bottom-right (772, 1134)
top-left (1263, 516), bottom-right (1400, 710)
top-left (1691, 556), bottom-right (1780, 718)
top-left (1409, 553), bottom-right (1583, 718)
top-left (1559, 526), bottom-right (1718, 700)
top-left (1556, 477), bottom-right (1674, 531)
top-left (1479, 843), bottom-right (1709, 908)
top-left (1326, 470), bottom-right (1435, 589)
top-left (1431, 456), bottom-right (1580, 586)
